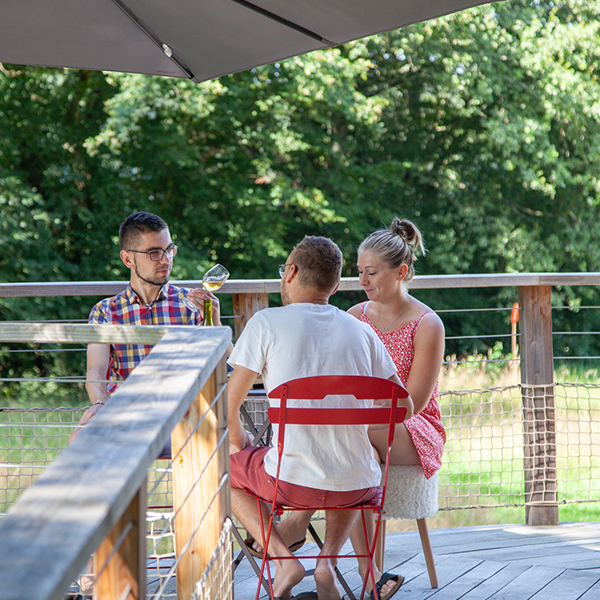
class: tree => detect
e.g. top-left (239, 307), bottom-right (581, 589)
top-left (1, 0), bottom-right (600, 365)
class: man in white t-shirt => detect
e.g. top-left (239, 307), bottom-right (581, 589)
top-left (228, 236), bottom-right (413, 600)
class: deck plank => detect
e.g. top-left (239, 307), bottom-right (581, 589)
top-left (418, 559), bottom-right (505, 599)
top-left (528, 569), bottom-right (600, 600)
top-left (578, 580), bottom-right (600, 599)
top-left (485, 565), bottom-right (564, 600)
top-left (395, 556), bottom-right (481, 598)
top-left (459, 563), bottom-right (533, 600)
top-left (232, 523), bottom-right (600, 600)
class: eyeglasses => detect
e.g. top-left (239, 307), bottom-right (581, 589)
top-left (278, 263), bottom-right (295, 278)
top-left (128, 244), bottom-right (178, 262)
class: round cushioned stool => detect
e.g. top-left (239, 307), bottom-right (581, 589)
top-left (379, 464), bottom-right (439, 588)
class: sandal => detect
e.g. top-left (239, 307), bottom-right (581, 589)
top-left (368, 572), bottom-right (404, 600)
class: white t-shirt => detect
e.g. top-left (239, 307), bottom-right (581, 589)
top-left (228, 302), bottom-right (398, 491)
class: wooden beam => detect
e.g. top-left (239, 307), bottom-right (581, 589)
top-left (94, 485), bottom-right (147, 600)
top-left (171, 354), bottom-right (229, 600)
top-left (232, 293), bottom-right (269, 339)
top-left (2, 272), bottom-right (600, 298)
top-left (518, 286), bottom-right (558, 526)
top-left (0, 322), bottom-right (174, 345)
top-left (216, 357), bottom-right (232, 521)
top-left (0, 325), bottom-right (231, 600)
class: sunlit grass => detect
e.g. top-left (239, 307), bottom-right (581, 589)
top-left (431, 357), bottom-right (600, 526)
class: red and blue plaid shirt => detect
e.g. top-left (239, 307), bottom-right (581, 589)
top-left (88, 283), bottom-right (202, 394)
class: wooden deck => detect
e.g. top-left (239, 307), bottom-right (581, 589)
top-left (233, 523), bottom-right (600, 600)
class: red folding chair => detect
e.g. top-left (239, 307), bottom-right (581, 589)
top-left (251, 375), bottom-right (408, 600)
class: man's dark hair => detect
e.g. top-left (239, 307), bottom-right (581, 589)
top-left (119, 212), bottom-right (168, 250)
top-left (290, 236), bottom-right (343, 293)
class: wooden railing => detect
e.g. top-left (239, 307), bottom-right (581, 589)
top-left (0, 323), bottom-right (231, 600)
top-left (0, 271), bottom-right (598, 537)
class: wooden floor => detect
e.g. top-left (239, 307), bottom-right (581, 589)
top-left (233, 523), bottom-right (600, 600)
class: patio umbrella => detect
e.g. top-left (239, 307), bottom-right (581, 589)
top-left (0, 0), bottom-right (498, 82)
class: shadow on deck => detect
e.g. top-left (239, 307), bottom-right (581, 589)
top-left (233, 523), bottom-right (600, 600)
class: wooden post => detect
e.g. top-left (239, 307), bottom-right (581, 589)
top-left (94, 485), bottom-right (147, 600)
top-left (232, 293), bottom-right (269, 340)
top-left (171, 356), bottom-right (230, 600)
top-left (518, 285), bottom-right (558, 526)
top-left (215, 357), bottom-right (232, 521)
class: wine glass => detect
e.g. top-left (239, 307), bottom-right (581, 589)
top-left (185, 264), bottom-right (230, 325)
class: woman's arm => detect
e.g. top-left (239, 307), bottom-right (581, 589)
top-left (390, 372), bottom-right (414, 420)
top-left (405, 312), bottom-right (445, 414)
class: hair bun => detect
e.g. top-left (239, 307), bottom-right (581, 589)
top-left (390, 218), bottom-right (426, 256)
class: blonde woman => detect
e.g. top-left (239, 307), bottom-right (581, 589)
top-left (345, 218), bottom-right (445, 599)
top-left (350, 218), bottom-right (445, 477)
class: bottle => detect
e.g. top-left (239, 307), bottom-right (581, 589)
top-left (203, 298), bottom-right (214, 326)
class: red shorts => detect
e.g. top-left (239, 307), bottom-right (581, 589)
top-left (229, 446), bottom-right (378, 509)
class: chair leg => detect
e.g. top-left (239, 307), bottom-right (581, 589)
top-left (416, 518), bottom-right (438, 588)
top-left (231, 523), bottom-right (272, 596)
top-left (375, 519), bottom-right (385, 574)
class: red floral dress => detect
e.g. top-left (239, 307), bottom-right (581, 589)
top-left (361, 302), bottom-right (446, 478)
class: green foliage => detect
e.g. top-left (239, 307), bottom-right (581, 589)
top-left (1, 0), bottom-right (600, 367)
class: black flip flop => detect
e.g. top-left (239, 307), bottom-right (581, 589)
top-left (368, 572), bottom-right (404, 600)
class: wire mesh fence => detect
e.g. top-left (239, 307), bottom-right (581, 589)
top-left (3, 382), bottom-right (599, 521)
top-left (0, 394), bottom-right (232, 600)
top-left (438, 381), bottom-right (600, 510)
top-left (0, 406), bottom-right (83, 516)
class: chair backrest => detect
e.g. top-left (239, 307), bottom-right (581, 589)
top-left (267, 375), bottom-right (408, 426)
top-left (266, 376), bottom-right (408, 509)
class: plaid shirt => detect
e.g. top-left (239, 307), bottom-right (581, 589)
top-left (89, 283), bottom-right (202, 394)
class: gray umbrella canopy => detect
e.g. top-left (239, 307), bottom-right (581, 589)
top-left (0, 0), bottom-right (496, 82)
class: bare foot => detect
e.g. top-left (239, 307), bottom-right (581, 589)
top-left (378, 578), bottom-right (398, 599)
top-left (272, 556), bottom-right (305, 600)
top-left (362, 569), bottom-right (400, 599)
top-left (314, 557), bottom-right (342, 600)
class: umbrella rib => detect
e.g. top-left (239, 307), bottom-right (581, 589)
top-left (230, 0), bottom-right (334, 46)
top-left (111, 0), bottom-right (195, 79)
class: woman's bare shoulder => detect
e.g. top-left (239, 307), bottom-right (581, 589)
top-left (347, 303), bottom-right (364, 319)
top-left (416, 309), bottom-right (445, 340)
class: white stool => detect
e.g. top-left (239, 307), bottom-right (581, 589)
top-left (379, 464), bottom-right (438, 588)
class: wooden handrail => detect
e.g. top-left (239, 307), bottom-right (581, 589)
top-left (0, 322), bottom-right (174, 344)
top-left (0, 324), bottom-right (232, 600)
top-left (1, 272), bottom-right (600, 297)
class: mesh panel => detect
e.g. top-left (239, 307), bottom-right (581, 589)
top-left (0, 407), bottom-right (83, 516)
top-left (438, 382), bottom-right (600, 509)
top-left (191, 519), bottom-right (234, 600)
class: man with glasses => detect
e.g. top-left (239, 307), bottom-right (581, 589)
top-left (72, 211), bottom-right (223, 439)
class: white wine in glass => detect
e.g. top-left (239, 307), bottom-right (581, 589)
top-left (184, 264), bottom-right (230, 325)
